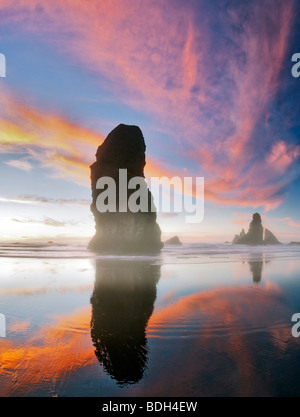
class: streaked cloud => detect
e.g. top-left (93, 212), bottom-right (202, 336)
top-left (0, 194), bottom-right (90, 206)
top-left (265, 216), bottom-right (300, 228)
top-left (11, 216), bottom-right (80, 227)
top-left (4, 159), bottom-right (33, 172)
top-left (0, 86), bottom-right (103, 186)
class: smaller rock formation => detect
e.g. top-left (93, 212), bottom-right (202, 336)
top-left (233, 213), bottom-right (281, 245)
top-left (264, 229), bottom-right (281, 245)
top-left (232, 235), bottom-right (239, 244)
top-left (232, 228), bottom-right (246, 244)
top-left (164, 236), bottom-right (182, 245)
top-left (289, 241), bottom-right (300, 246)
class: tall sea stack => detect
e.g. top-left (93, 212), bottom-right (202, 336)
top-left (88, 124), bottom-right (163, 254)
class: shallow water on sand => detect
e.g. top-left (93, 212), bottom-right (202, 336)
top-left (1, 242), bottom-right (300, 397)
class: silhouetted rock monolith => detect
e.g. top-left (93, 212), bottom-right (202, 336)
top-left (88, 124), bottom-right (163, 254)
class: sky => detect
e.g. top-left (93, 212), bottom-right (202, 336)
top-left (0, 0), bottom-right (300, 243)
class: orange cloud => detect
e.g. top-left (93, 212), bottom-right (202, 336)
top-left (0, 87), bottom-right (195, 194)
top-left (0, 87), bottom-right (104, 185)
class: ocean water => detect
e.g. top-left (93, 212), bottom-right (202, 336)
top-left (1, 241), bottom-right (300, 397)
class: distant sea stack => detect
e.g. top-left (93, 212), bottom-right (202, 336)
top-left (164, 236), bottom-right (182, 245)
top-left (233, 213), bottom-right (281, 245)
top-left (88, 124), bottom-right (163, 254)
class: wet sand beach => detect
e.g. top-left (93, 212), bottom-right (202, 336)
top-left (1, 242), bottom-right (300, 397)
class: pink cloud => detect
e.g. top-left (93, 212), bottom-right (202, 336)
top-left (267, 140), bottom-right (300, 172)
top-left (265, 216), bottom-right (300, 229)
